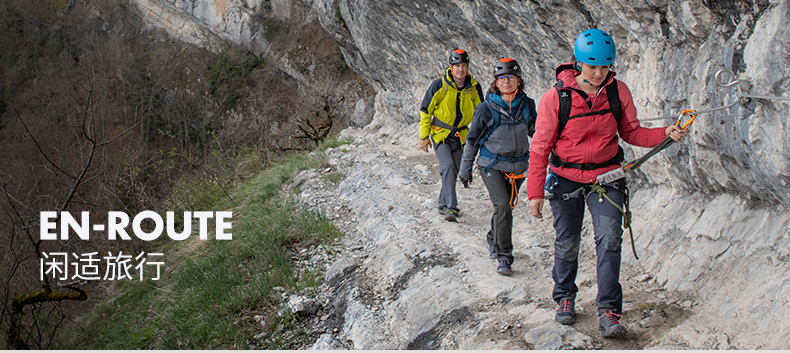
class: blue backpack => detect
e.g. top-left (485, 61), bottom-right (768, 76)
top-left (478, 94), bottom-right (536, 172)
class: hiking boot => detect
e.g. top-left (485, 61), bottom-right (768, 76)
top-left (445, 209), bottom-right (458, 222)
top-left (488, 244), bottom-right (497, 259)
top-left (438, 206), bottom-right (447, 215)
top-left (555, 299), bottom-right (575, 325)
top-left (496, 260), bottom-right (511, 275)
top-left (598, 310), bottom-right (628, 338)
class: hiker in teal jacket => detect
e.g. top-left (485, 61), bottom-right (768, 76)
top-left (459, 58), bottom-right (536, 275)
top-left (419, 49), bottom-right (484, 221)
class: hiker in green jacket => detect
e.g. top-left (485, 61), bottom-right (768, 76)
top-left (419, 49), bottom-right (484, 221)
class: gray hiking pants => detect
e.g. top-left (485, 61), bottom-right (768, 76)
top-left (480, 168), bottom-right (524, 263)
top-left (433, 134), bottom-right (463, 212)
top-left (548, 174), bottom-right (625, 314)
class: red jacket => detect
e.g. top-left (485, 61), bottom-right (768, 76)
top-left (527, 63), bottom-right (667, 200)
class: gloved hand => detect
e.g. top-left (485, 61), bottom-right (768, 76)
top-left (419, 137), bottom-right (430, 152)
top-left (459, 172), bottom-right (472, 188)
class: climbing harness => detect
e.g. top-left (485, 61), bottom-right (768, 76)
top-left (504, 172), bottom-right (525, 209)
top-left (455, 131), bottom-right (466, 144)
top-left (431, 116), bottom-right (468, 139)
top-left (544, 175), bottom-right (638, 259)
top-left (589, 183), bottom-right (637, 260)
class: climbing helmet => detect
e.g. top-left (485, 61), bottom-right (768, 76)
top-left (574, 29), bottom-right (616, 68)
top-left (493, 57), bottom-right (521, 78)
top-left (449, 49), bottom-right (470, 65)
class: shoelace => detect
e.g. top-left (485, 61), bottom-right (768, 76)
top-left (558, 300), bottom-right (573, 313)
top-left (602, 311), bottom-right (621, 324)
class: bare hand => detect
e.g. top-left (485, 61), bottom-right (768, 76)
top-left (529, 198), bottom-right (544, 219)
top-left (665, 125), bottom-right (689, 142)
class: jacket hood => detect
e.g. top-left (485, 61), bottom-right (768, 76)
top-left (486, 89), bottom-right (527, 110)
top-left (444, 67), bottom-right (472, 89)
top-left (554, 62), bottom-right (617, 90)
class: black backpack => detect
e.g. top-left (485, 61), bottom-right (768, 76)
top-left (554, 63), bottom-right (622, 138)
top-left (549, 64), bottom-right (624, 170)
top-left (477, 94), bottom-right (536, 173)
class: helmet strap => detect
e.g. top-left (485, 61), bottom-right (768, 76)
top-left (501, 88), bottom-right (518, 100)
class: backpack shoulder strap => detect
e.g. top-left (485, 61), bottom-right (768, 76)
top-left (478, 101), bottom-right (501, 147)
top-left (605, 79), bottom-right (621, 124)
top-left (555, 74), bottom-right (621, 138)
top-left (555, 86), bottom-right (573, 138)
top-left (522, 97), bottom-right (537, 138)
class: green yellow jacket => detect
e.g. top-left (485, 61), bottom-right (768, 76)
top-left (419, 68), bottom-right (484, 143)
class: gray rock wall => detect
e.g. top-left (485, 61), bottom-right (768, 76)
top-left (314, 0), bottom-right (790, 206)
top-left (308, 0), bottom-right (790, 348)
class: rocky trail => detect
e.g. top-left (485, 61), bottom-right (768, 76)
top-left (280, 128), bottom-right (716, 350)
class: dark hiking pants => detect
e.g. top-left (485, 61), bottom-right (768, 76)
top-left (481, 168), bottom-right (524, 264)
top-left (434, 134), bottom-right (463, 212)
top-left (548, 174), bottom-right (626, 314)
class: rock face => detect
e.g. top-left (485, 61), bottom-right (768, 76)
top-left (307, 1), bottom-right (790, 348)
top-left (133, 0), bottom-right (270, 53)
top-left (132, 0), bottom-right (376, 133)
top-left (314, 0), bottom-right (789, 206)
top-left (131, 0), bottom-right (790, 349)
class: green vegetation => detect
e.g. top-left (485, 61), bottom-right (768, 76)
top-left (207, 44), bottom-right (264, 108)
top-left (333, 44), bottom-right (349, 75)
top-left (61, 137), bottom-right (351, 349)
top-left (262, 18), bottom-right (280, 41)
top-left (1, 0), bottom-right (357, 348)
top-left (316, 133), bottom-right (354, 152)
top-left (324, 170), bottom-right (344, 185)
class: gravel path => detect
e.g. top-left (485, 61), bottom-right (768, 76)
top-left (286, 128), bottom-right (718, 350)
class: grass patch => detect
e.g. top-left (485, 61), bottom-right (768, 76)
top-left (315, 133), bottom-right (354, 152)
top-left (60, 150), bottom-right (341, 349)
top-left (324, 170), bottom-right (344, 185)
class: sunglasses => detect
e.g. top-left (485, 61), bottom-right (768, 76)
top-left (496, 75), bottom-right (517, 81)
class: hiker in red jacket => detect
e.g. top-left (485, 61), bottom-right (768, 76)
top-left (526, 29), bottom-right (688, 338)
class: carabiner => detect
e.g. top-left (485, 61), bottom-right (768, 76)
top-left (544, 172), bottom-right (559, 192)
top-left (675, 109), bottom-right (698, 129)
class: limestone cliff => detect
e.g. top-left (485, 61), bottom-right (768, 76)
top-left (314, 0), bottom-right (789, 206)
top-left (309, 1), bottom-right (790, 347)
top-left (132, 0), bottom-right (376, 127)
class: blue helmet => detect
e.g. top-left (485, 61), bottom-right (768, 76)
top-left (574, 29), bottom-right (616, 69)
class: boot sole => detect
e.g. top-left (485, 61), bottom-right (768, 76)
top-left (555, 315), bottom-right (575, 325)
top-left (598, 326), bottom-right (628, 338)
